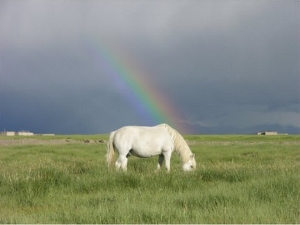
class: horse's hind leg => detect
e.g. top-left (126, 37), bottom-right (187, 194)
top-left (115, 154), bottom-right (128, 171)
top-left (121, 156), bottom-right (128, 171)
top-left (115, 159), bottom-right (121, 170)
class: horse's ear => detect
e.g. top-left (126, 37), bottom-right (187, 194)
top-left (190, 154), bottom-right (195, 159)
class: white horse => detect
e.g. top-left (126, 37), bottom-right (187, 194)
top-left (106, 124), bottom-right (196, 172)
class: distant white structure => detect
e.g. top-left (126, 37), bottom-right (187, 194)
top-left (1, 131), bottom-right (16, 136)
top-left (1, 131), bottom-right (55, 136)
top-left (17, 131), bottom-right (34, 136)
top-left (257, 131), bottom-right (278, 135)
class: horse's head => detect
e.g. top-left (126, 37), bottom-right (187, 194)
top-left (182, 154), bottom-right (196, 171)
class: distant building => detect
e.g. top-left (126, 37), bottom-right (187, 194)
top-left (1, 131), bottom-right (56, 136)
top-left (42, 134), bottom-right (55, 136)
top-left (257, 131), bottom-right (278, 135)
top-left (1, 131), bottom-right (16, 136)
top-left (17, 131), bottom-right (34, 136)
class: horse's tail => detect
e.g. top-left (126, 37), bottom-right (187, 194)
top-left (106, 131), bottom-right (115, 168)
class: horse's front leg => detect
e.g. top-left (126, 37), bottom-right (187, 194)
top-left (163, 152), bottom-right (172, 172)
top-left (157, 154), bottom-right (164, 170)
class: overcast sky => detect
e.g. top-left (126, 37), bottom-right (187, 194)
top-left (1, 0), bottom-right (299, 134)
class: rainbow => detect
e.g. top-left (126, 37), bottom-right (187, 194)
top-left (84, 39), bottom-right (192, 134)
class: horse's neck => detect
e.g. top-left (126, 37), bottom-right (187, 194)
top-left (171, 129), bottom-right (191, 163)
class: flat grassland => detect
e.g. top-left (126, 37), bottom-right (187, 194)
top-left (0, 134), bottom-right (299, 223)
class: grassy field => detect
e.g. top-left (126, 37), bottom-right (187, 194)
top-left (0, 134), bottom-right (299, 223)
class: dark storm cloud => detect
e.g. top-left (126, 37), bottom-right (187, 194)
top-left (0, 0), bottom-right (299, 134)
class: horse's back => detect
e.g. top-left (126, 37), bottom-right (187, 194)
top-left (114, 125), bottom-right (170, 143)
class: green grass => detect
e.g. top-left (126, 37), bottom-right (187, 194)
top-left (0, 135), bottom-right (299, 223)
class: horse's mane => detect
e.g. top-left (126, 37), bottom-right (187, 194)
top-left (159, 124), bottom-right (192, 163)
